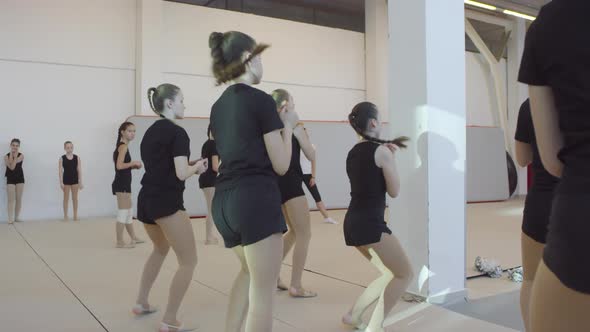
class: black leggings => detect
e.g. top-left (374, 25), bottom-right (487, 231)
top-left (302, 174), bottom-right (322, 203)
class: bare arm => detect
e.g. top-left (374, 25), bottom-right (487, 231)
top-left (375, 145), bottom-right (401, 198)
top-left (174, 156), bottom-right (207, 181)
top-left (264, 127), bottom-right (293, 176)
top-left (116, 145), bottom-right (136, 170)
top-left (294, 126), bottom-right (316, 163)
top-left (514, 141), bottom-right (533, 167)
top-left (211, 155), bottom-right (220, 173)
top-left (529, 86), bottom-right (564, 177)
top-left (77, 157), bottom-right (83, 188)
top-left (58, 158), bottom-right (64, 185)
top-left (5, 154), bottom-right (17, 170)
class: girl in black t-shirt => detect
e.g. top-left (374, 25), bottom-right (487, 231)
top-left (514, 99), bottom-right (558, 331)
top-left (198, 124), bottom-right (220, 245)
top-left (271, 89), bottom-right (317, 298)
top-left (59, 141), bottom-right (83, 221)
top-left (4, 138), bottom-right (24, 224)
top-left (132, 84), bottom-right (208, 332)
top-left (518, 1), bottom-right (590, 330)
top-left (209, 31), bottom-right (293, 332)
top-left (341, 102), bottom-right (413, 332)
top-left (112, 122), bottom-right (144, 248)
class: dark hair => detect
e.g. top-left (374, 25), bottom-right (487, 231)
top-left (10, 138), bottom-right (20, 145)
top-left (147, 84), bottom-right (180, 116)
top-left (64, 141), bottom-right (73, 148)
top-left (271, 89), bottom-right (290, 109)
top-left (209, 31), bottom-right (269, 85)
top-left (348, 102), bottom-right (409, 148)
top-left (114, 121), bottom-right (134, 163)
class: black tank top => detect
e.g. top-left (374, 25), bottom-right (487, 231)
top-left (5, 153), bottom-right (24, 183)
top-left (62, 155), bottom-right (79, 184)
top-left (282, 135), bottom-right (303, 178)
top-left (346, 142), bottom-right (386, 210)
top-left (114, 142), bottom-right (132, 182)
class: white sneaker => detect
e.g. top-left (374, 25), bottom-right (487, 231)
top-left (323, 217), bottom-right (339, 225)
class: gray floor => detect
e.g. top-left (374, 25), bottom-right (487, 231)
top-left (446, 290), bottom-right (524, 332)
top-left (0, 205), bottom-right (525, 332)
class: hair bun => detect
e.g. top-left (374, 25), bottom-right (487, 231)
top-left (209, 32), bottom-right (224, 49)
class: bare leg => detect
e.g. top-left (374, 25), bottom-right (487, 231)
top-left (15, 184), bottom-right (23, 222)
top-left (530, 260), bottom-right (590, 332)
top-left (278, 205), bottom-right (294, 291)
top-left (116, 193), bottom-right (132, 247)
top-left (225, 246), bottom-right (250, 332)
top-left (343, 247), bottom-right (387, 329)
top-left (203, 187), bottom-right (219, 245)
top-left (156, 211), bottom-right (198, 327)
top-left (283, 196), bottom-right (315, 296)
top-left (365, 234), bottom-right (414, 332)
top-left (521, 233), bottom-right (544, 331)
top-left (7, 185), bottom-right (16, 224)
top-left (136, 223), bottom-right (170, 308)
top-left (63, 185), bottom-right (71, 221)
top-left (243, 233), bottom-right (283, 332)
top-left (71, 184), bottom-right (79, 221)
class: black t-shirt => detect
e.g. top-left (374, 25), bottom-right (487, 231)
top-left (210, 83), bottom-right (284, 190)
top-left (518, 0), bottom-right (590, 171)
top-left (515, 99), bottom-right (558, 191)
top-left (140, 119), bottom-right (191, 191)
top-left (200, 139), bottom-right (218, 179)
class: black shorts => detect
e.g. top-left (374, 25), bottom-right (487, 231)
top-left (137, 187), bottom-right (185, 225)
top-left (343, 207), bottom-right (391, 247)
top-left (198, 172), bottom-right (216, 189)
top-left (543, 172), bottom-right (590, 294)
top-left (213, 176), bottom-right (287, 248)
top-left (112, 180), bottom-right (131, 195)
top-left (6, 178), bottom-right (24, 185)
top-left (522, 189), bottom-right (555, 244)
top-left (302, 174), bottom-right (322, 203)
top-left (278, 174), bottom-right (305, 204)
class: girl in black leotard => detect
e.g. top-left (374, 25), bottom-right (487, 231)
top-left (4, 139), bottom-right (24, 224)
top-left (341, 102), bottom-right (413, 332)
top-left (271, 89), bottom-right (317, 298)
top-left (112, 122), bottom-right (144, 248)
top-left (59, 141), bottom-right (83, 221)
top-left (198, 124), bottom-right (220, 245)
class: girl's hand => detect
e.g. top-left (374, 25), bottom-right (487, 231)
top-left (384, 143), bottom-right (399, 154)
top-left (196, 159), bottom-right (208, 174)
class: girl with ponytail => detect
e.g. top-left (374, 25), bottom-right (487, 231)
top-left (133, 84), bottom-right (208, 332)
top-left (341, 102), bottom-right (414, 332)
top-left (209, 31), bottom-right (292, 332)
top-left (111, 121), bottom-right (143, 248)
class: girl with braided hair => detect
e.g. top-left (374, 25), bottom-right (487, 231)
top-left (341, 102), bottom-right (414, 332)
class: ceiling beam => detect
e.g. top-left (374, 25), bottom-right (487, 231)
top-left (270, 0), bottom-right (363, 16)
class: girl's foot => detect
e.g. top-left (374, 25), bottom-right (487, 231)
top-left (289, 287), bottom-right (317, 298)
top-left (324, 217), bottom-right (339, 225)
top-left (133, 238), bottom-right (145, 244)
top-left (342, 311), bottom-right (367, 330)
top-left (159, 321), bottom-right (197, 332)
top-left (116, 242), bottom-right (135, 249)
top-left (277, 278), bottom-right (289, 291)
top-left (132, 303), bottom-right (159, 315)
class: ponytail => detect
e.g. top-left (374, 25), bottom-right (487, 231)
top-left (147, 84), bottom-right (179, 116)
top-left (348, 102), bottom-right (409, 148)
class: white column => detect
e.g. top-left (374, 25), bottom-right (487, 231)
top-left (507, 18), bottom-right (528, 195)
top-left (136, 0), bottom-right (164, 115)
top-left (388, 0), bottom-right (466, 303)
top-left (365, 0), bottom-right (389, 118)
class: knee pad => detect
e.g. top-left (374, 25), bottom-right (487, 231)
top-left (126, 208), bottom-right (133, 224)
top-left (117, 209), bottom-right (128, 224)
top-left (369, 248), bottom-right (393, 279)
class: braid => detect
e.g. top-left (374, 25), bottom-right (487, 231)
top-left (147, 87), bottom-right (158, 115)
top-left (348, 110), bottom-right (409, 148)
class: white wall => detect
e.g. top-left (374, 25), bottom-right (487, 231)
top-left (466, 52), bottom-right (507, 127)
top-left (161, 3), bottom-right (366, 121)
top-left (0, 0), bottom-right (136, 222)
